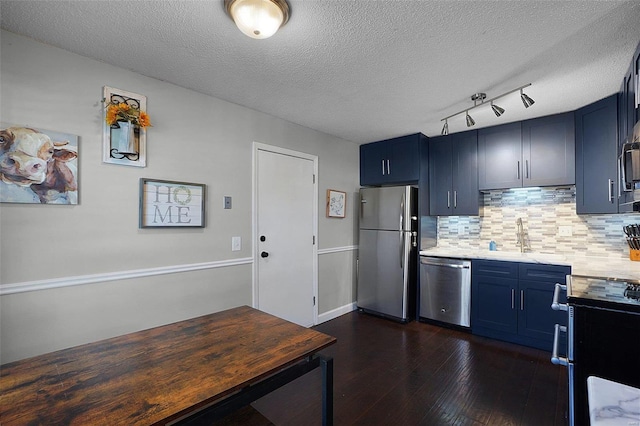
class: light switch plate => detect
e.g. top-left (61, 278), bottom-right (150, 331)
top-left (224, 196), bottom-right (232, 209)
top-left (232, 236), bottom-right (241, 251)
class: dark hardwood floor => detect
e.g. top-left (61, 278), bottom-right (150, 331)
top-left (218, 311), bottom-right (568, 425)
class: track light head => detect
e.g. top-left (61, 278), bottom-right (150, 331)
top-left (520, 89), bottom-right (535, 108)
top-left (465, 112), bottom-right (475, 127)
top-left (491, 102), bottom-right (505, 117)
top-left (441, 120), bottom-right (449, 135)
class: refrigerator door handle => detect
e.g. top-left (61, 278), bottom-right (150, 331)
top-left (400, 231), bottom-right (405, 268)
top-left (399, 192), bottom-right (405, 232)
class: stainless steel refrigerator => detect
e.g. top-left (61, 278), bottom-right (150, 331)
top-left (357, 186), bottom-right (419, 322)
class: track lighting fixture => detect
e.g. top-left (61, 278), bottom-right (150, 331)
top-left (491, 102), bottom-right (505, 117)
top-left (465, 111), bottom-right (475, 127)
top-left (440, 83), bottom-right (534, 133)
top-left (442, 120), bottom-right (449, 135)
top-left (520, 88), bottom-right (535, 108)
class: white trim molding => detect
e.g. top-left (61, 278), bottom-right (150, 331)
top-left (318, 245), bottom-right (358, 255)
top-left (318, 302), bottom-right (357, 324)
top-left (0, 257), bottom-right (253, 296)
top-left (1, 245), bottom-right (358, 296)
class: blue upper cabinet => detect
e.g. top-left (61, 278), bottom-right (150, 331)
top-left (478, 113), bottom-right (575, 191)
top-left (360, 133), bottom-right (422, 186)
top-left (522, 112), bottom-right (575, 187)
top-left (575, 94), bottom-right (619, 214)
top-left (478, 122), bottom-right (522, 190)
top-left (429, 130), bottom-right (479, 216)
top-left (618, 42), bottom-right (639, 147)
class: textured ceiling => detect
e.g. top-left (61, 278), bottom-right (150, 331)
top-left (2, 1), bottom-right (640, 143)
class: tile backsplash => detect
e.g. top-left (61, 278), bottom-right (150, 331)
top-left (437, 187), bottom-right (640, 259)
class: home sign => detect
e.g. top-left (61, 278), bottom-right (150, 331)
top-left (139, 178), bottom-right (206, 228)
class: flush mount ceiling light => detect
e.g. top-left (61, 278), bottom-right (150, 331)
top-left (440, 83), bottom-right (534, 133)
top-left (224, 0), bottom-right (290, 39)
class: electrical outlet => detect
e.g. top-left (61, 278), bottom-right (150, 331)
top-left (224, 196), bottom-right (232, 209)
top-left (232, 236), bottom-right (241, 251)
top-left (558, 225), bottom-right (573, 237)
top-left (458, 224), bottom-right (466, 235)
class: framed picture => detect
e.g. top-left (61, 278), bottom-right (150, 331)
top-left (103, 86), bottom-right (147, 167)
top-left (139, 178), bottom-right (206, 228)
top-left (1, 123), bottom-right (78, 204)
top-left (326, 189), bottom-right (346, 218)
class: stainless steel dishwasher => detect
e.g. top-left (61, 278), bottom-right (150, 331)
top-left (419, 257), bottom-right (471, 328)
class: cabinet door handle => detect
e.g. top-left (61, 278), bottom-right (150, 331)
top-left (517, 161), bottom-right (520, 180)
top-left (520, 290), bottom-right (524, 310)
top-left (608, 178), bottom-right (614, 203)
top-left (381, 160), bottom-right (385, 175)
top-left (511, 289), bottom-right (515, 309)
top-left (387, 159), bottom-right (390, 175)
top-left (447, 191), bottom-right (450, 208)
top-left (618, 157), bottom-right (622, 197)
top-left (454, 190), bottom-right (457, 208)
top-left (525, 160), bottom-right (529, 179)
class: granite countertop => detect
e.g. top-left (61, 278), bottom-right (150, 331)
top-left (418, 248), bottom-right (640, 280)
top-left (568, 275), bottom-right (640, 312)
top-left (587, 376), bottom-right (640, 425)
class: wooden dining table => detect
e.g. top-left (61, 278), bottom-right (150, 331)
top-left (0, 305), bottom-right (337, 425)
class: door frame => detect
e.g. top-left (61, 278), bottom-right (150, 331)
top-left (252, 142), bottom-right (319, 326)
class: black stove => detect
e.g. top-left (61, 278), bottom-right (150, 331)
top-left (556, 275), bottom-right (640, 426)
top-left (567, 275), bottom-right (640, 313)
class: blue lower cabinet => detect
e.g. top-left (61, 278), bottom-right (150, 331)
top-left (471, 260), bottom-right (570, 352)
top-left (471, 274), bottom-right (517, 335)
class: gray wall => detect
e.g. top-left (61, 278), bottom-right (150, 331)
top-left (0, 30), bottom-right (360, 363)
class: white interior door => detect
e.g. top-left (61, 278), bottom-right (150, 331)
top-left (254, 144), bottom-right (317, 327)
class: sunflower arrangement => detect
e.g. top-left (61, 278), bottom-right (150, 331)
top-left (105, 102), bottom-right (152, 128)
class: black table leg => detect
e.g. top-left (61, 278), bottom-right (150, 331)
top-left (320, 355), bottom-right (334, 426)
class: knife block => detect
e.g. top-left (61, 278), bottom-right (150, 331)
top-left (630, 249), bottom-right (640, 261)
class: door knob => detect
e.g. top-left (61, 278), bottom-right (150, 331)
top-left (261, 251), bottom-right (269, 258)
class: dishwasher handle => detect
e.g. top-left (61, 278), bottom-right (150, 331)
top-left (420, 258), bottom-right (470, 269)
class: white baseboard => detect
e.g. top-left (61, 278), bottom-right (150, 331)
top-left (318, 302), bottom-right (357, 324)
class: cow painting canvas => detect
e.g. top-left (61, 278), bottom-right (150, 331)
top-left (0, 124), bottom-right (79, 204)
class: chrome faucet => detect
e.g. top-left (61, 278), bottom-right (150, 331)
top-left (516, 218), bottom-right (530, 253)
